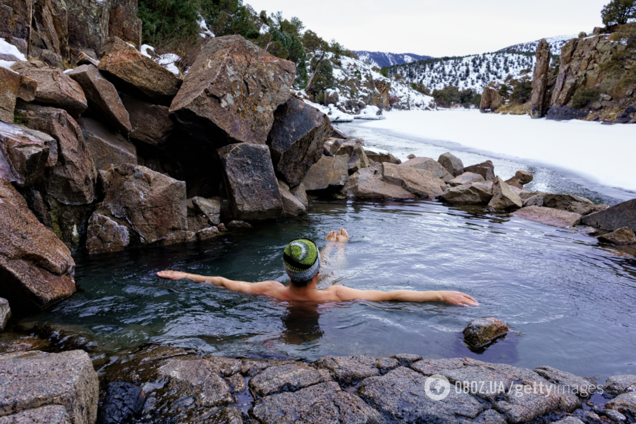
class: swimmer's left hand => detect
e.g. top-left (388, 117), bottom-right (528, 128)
top-left (157, 271), bottom-right (189, 280)
top-left (441, 291), bottom-right (480, 307)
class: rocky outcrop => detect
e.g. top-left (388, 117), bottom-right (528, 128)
top-left (488, 177), bottom-right (522, 211)
top-left (0, 68), bottom-right (21, 124)
top-left (402, 157), bottom-right (452, 182)
top-left (302, 155), bottom-right (349, 192)
top-left (98, 37), bottom-right (181, 105)
top-left (0, 350), bottom-right (98, 423)
top-left (218, 143), bottom-right (283, 221)
top-left (20, 104), bottom-right (97, 205)
top-left (0, 179), bottom-right (76, 310)
top-left (512, 206), bottom-right (582, 228)
top-left (0, 122), bottom-right (53, 188)
top-left (463, 318), bottom-right (510, 348)
top-left (267, 97), bottom-right (331, 187)
top-left (382, 163), bottom-right (447, 198)
top-left (120, 93), bottom-right (173, 147)
top-left (108, 0), bottom-right (143, 49)
top-left (78, 117), bottom-right (137, 169)
top-left (438, 152), bottom-right (464, 177)
top-left (546, 106), bottom-right (589, 121)
top-left (530, 39), bottom-right (551, 119)
top-left (582, 199), bottom-right (636, 233)
top-left (170, 35), bottom-right (296, 147)
top-left (11, 62), bottom-right (88, 117)
top-left (480, 84), bottom-right (504, 112)
top-left (68, 64), bottom-right (132, 134)
top-left (342, 165), bottom-right (416, 200)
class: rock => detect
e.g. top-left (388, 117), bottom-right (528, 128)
top-left (407, 154), bottom-right (416, 159)
top-left (342, 166), bottom-right (416, 200)
top-left (347, 143), bottom-right (370, 174)
top-left (402, 157), bottom-right (452, 182)
top-left (0, 122), bottom-right (53, 188)
top-left (267, 97), bottom-right (331, 187)
top-left (488, 177), bottom-right (523, 211)
top-left (543, 194), bottom-right (607, 216)
top-left (16, 75), bottom-right (37, 103)
top-left (438, 152), bottom-right (464, 177)
top-left (0, 180), bottom-right (76, 310)
top-left (108, 0), bottom-right (143, 49)
top-left (278, 181), bottom-right (307, 217)
top-left (358, 366), bottom-right (486, 422)
top-left (227, 220), bottom-right (252, 229)
top-left (441, 183), bottom-right (494, 205)
top-left (68, 65), bottom-right (131, 134)
top-left (249, 363), bottom-right (331, 397)
top-left (473, 409), bottom-right (507, 424)
top-left (78, 117), bottom-right (137, 169)
top-left (464, 160), bottom-right (495, 181)
top-left (410, 358), bottom-right (466, 376)
top-left (225, 373), bottom-right (246, 393)
top-left (480, 84), bottom-right (504, 112)
top-left (0, 405), bottom-right (71, 423)
top-left (534, 366), bottom-right (596, 397)
top-left (218, 143), bottom-right (283, 221)
top-left (391, 354), bottom-right (422, 365)
top-left (463, 318), bottom-right (509, 348)
top-left (252, 382), bottom-right (382, 424)
top-left (0, 68), bottom-right (21, 124)
top-left (382, 162), bottom-right (447, 198)
top-left (512, 206), bottom-right (582, 228)
top-left (604, 375), bottom-right (636, 396)
top-left (495, 382), bottom-right (578, 423)
top-left (85, 212), bottom-right (130, 254)
top-left (330, 127), bottom-right (349, 139)
top-left (366, 151), bottom-right (401, 165)
top-left (603, 409), bottom-right (627, 422)
top-left (97, 382), bottom-right (145, 424)
top-left (196, 226), bottom-right (221, 241)
top-left (328, 139), bottom-right (343, 156)
top-left (11, 62), bottom-right (87, 117)
top-left (449, 172), bottom-right (486, 187)
top-left (191, 197), bottom-right (221, 226)
top-left (440, 365), bottom-right (513, 403)
top-left (505, 171), bottom-right (533, 189)
top-left (315, 356), bottom-right (380, 384)
top-left (546, 106), bottom-right (589, 121)
top-left (582, 199), bottom-right (636, 233)
top-left (120, 93), bottom-right (173, 147)
top-left (606, 392), bottom-right (636, 418)
top-left (97, 164), bottom-right (187, 245)
top-left (98, 37), bottom-right (181, 105)
top-left (523, 194), bottom-right (544, 207)
top-left (552, 417), bottom-right (586, 424)
top-left (291, 183), bottom-right (309, 209)
top-left (0, 350), bottom-right (98, 423)
top-left (302, 155), bottom-right (349, 192)
top-left (530, 39), bottom-right (551, 119)
top-left (0, 299), bottom-right (10, 331)
top-left (20, 105), bottom-right (97, 205)
top-left (598, 227), bottom-right (636, 246)
top-left (170, 35), bottom-right (295, 146)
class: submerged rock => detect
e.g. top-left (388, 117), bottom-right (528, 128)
top-left (170, 35), bottom-right (295, 147)
top-left (0, 350), bottom-right (98, 423)
top-left (382, 162), bottom-right (447, 198)
top-left (438, 152), bottom-right (464, 177)
top-left (302, 155), bottom-right (349, 192)
top-left (97, 382), bottom-right (145, 424)
top-left (512, 206), bottom-right (582, 228)
top-left (463, 318), bottom-right (509, 348)
top-left (0, 180), bottom-right (76, 311)
top-left (582, 199), bottom-right (636, 233)
top-left (598, 227), bottom-right (636, 246)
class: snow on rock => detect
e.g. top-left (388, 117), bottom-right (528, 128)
top-left (355, 106), bottom-right (385, 120)
top-left (198, 15), bottom-right (215, 38)
top-left (498, 35), bottom-right (577, 55)
top-left (140, 44), bottom-right (181, 76)
top-left (0, 38), bottom-right (26, 61)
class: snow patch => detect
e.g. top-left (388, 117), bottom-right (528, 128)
top-left (0, 38), bottom-right (26, 61)
top-left (198, 15), bottom-right (215, 38)
top-left (140, 44), bottom-right (180, 75)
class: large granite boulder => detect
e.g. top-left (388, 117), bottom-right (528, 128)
top-left (191, 197), bottom-right (222, 226)
top-left (92, 164), bottom-right (187, 246)
top-left (530, 39), bottom-right (551, 119)
top-left (464, 160), bottom-right (495, 181)
top-left (98, 37), bottom-right (181, 105)
top-left (0, 350), bottom-right (98, 423)
top-left (603, 375), bottom-right (636, 397)
top-left (342, 166), bottom-right (416, 200)
top-left (505, 170), bottom-right (533, 189)
top-left (170, 35), bottom-right (295, 147)
top-left (279, 181), bottom-right (307, 218)
top-left (512, 206), bottom-right (582, 228)
top-left (108, 0), bottom-right (143, 49)
top-left (0, 180), bottom-right (76, 311)
top-left (366, 150), bottom-right (401, 165)
top-left (120, 93), bottom-right (173, 147)
top-left (382, 162), bottom-right (447, 198)
top-left (267, 97), bottom-right (331, 187)
top-left (544, 194), bottom-right (608, 216)
top-left (20, 104), bottom-right (97, 205)
top-left (78, 117), bottom-right (137, 169)
top-left (463, 318), bottom-right (509, 348)
top-left (480, 84), bottom-right (504, 112)
top-left (0, 122), bottom-right (53, 188)
top-left (0, 68), bottom-right (21, 124)
top-left (449, 172), bottom-right (485, 187)
top-left (85, 212), bottom-right (130, 254)
top-left (218, 143), bottom-right (283, 221)
top-left (488, 177), bottom-right (523, 211)
top-left (441, 183), bottom-right (494, 205)
top-left (302, 155), bottom-right (349, 192)
top-left (11, 62), bottom-right (87, 117)
top-left (68, 64), bottom-right (132, 134)
top-left (581, 199), bottom-right (636, 232)
top-left (598, 227), bottom-right (636, 246)
top-left (402, 157), bottom-right (452, 182)
top-left (438, 152), bottom-right (464, 177)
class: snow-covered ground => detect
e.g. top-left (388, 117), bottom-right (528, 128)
top-left (498, 34), bottom-right (576, 55)
top-left (355, 109), bottom-right (636, 195)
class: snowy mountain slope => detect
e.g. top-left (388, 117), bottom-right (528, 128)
top-left (355, 51), bottom-right (433, 68)
top-left (391, 52), bottom-right (536, 91)
top-left (498, 35), bottom-right (576, 55)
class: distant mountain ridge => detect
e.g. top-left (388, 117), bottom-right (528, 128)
top-left (355, 51), bottom-right (433, 68)
top-left (498, 35), bottom-right (576, 56)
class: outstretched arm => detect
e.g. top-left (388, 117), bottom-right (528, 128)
top-left (157, 271), bottom-right (280, 295)
top-left (332, 286), bottom-right (479, 306)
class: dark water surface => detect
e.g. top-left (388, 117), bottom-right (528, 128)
top-left (19, 125), bottom-right (636, 382)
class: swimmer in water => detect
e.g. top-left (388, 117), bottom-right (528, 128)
top-left (157, 229), bottom-right (479, 307)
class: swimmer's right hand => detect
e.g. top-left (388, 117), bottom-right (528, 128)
top-left (157, 271), bottom-right (189, 280)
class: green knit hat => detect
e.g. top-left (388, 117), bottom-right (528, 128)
top-left (283, 239), bottom-right (320, 283)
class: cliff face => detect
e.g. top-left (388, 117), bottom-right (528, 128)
top-left (0, 0), bottom-right (141, 68)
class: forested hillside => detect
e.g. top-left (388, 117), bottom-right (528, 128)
top-left (355, 51), bottom-right (433, 68)
top-left (498, 35), bottom-right (576, 55)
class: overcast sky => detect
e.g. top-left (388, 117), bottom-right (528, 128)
top-left (246, 0), bottom-right (609, 57)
